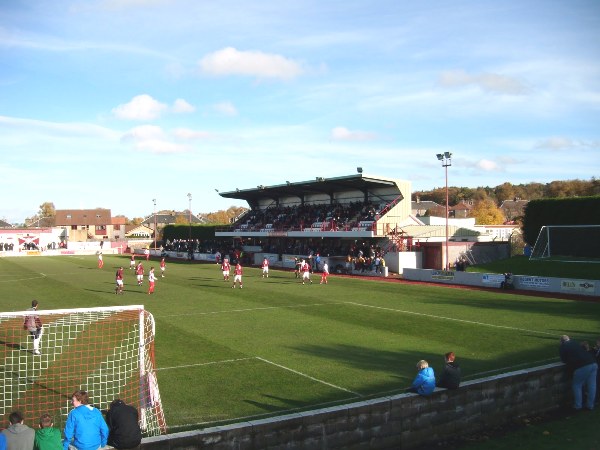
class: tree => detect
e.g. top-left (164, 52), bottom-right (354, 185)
top-left (468, 198), bottom-right (505, 225)
top-left (38, 202), bottom-right (56, 218)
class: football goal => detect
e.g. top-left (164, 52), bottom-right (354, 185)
top-left (530, 225), bottom-right (600, 262)
top-left (0, 305), bottom-right (166, 436)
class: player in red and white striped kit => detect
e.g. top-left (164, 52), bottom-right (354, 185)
top-left (221, 258), bottom-right (231, 281)
top-left (301, 260), bottom-right (312, 285)
top-left (135, 262), bottom-right (144, 286)
top-left (320, 262), bottom-right (329, 284)
top-left (261, 257), bottom-right (269, 278)
top-left (231, 263), bottom-right (243, 289)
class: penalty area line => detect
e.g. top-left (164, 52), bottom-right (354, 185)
top-left (156, 357), bottom-right (255, 371)
top-left (345, 302), bottom-right (556, 336)
top-left (255, 356), bottom-right (361, 397)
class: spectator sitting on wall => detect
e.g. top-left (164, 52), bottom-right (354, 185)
top-left (410, 360), bottom-right (436, 396)
top-left (437, 352), bottom-right (461, 389)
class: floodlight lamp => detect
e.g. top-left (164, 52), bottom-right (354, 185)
top-left (444, 151), bottom-right (452, 159)
top-left (357, 167), bottom-right (363, 173)
top-left (436, 154), bottom-right (443, 161)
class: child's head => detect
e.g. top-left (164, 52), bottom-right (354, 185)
top-left (39, 413), bottom-right (53, 428)
top-left (445, 352), bottom-right (456, 363)
top-left (416, 360), bottom-right (429, 370)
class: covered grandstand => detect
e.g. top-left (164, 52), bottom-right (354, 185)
top-left (215, 173), bottom-right (497, 272)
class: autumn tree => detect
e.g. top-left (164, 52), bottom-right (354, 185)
top-left (468, 198), bottom-right (506, 225)
top-left (38, 202), bottom-right (56, 218)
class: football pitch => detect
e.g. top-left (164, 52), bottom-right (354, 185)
top-left (1, 254), bottom-right (599, 432)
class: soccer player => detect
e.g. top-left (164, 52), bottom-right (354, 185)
top-left (231, 263), bottom-right (243, 289)
top-left (129, 254), bottom-right (135, 270)
top-left (221, 258), bottom-right (231, 281)
top-left (301, 259), bottom-right (312, 285)
top-left (24, 300), bottom-right (43, 355)
top-left (144, 248), bottom-right (150, 261)
top-left (320, 262), bottom-right (329, 284)
top-left (294, 257), bottom-right (301, 278)
top-left (97, 252), bottom-right (104, 269)
top-left (160, 257), bottom-right (166, 278)
top-left (148, 267), bottom-right (156, 294)
top-left (261, 257), bottom-right (269, 278)
top-left (115, 266), bottom-right (124, 294)
top-left (135, 262), bottom-right (144, 286)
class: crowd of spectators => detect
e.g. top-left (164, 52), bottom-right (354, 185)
top-left (232, 200), bottom-right (384, 232)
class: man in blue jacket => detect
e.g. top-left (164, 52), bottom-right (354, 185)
top-left (63, 390), bottom-right (108, 450)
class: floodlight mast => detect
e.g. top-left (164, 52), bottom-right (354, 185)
top-left (436, 152), bottom-right (452, 270)
top-left (152, 198), bottom-right (157, 250)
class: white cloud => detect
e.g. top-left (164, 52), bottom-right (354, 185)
top-left (173, 128), bottom-right (212, 140)
top-left (540, 136), bottom-right (600, 150)
top-left (172, 98), bottom-right (195, 114)
top-left (112, 94), bottom-right (168, 120)
top-left (121, 125), bottom-right (187, 153)
top-left (476, 159), bottom-right (501, 171)
top-left (439, 70), bottom-right (529, 95)
top-left (213, 101), bottom-right (238, 117)
top-left (331, 126), bottom-right (376, 142)
top-left (199, 47), bottom-right (304, 80)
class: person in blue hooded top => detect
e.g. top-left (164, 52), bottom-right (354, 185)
top-left (63, 390), bottom-right (108, 450)
top-left (410, 359), bottom-right (436, 396)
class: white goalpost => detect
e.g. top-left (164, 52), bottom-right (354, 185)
top-left (0, 305), bottom-right (166, 436)
top-left (530, 225), bottom-right (600, 262)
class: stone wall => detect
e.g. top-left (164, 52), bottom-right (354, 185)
top-left (141, 363), bottom-right (569, 449)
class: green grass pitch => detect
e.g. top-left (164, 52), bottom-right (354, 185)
top-left (1, 254), bottom-right (599, 432)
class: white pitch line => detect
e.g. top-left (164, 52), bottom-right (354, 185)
top-left (159, 302), bottom-right (345, 318)
top-left (256, 356), bottom-right (361, 396)
top-left (345, 301), bottom-right (556, 336)
top-left (156, 357), bottom-right (255, 371)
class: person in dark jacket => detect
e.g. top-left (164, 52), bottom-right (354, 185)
top-left (438, 351), bottom-right (461, 389)
top-left (559, 335), bottom-right (597, 410)
top-left (105, 399), bottom-right (142, 449)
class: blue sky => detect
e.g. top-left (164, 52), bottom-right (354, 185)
top-left (1, 0), bottom-right (599, 223)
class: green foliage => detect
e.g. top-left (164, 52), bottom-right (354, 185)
top-left (162, 224), bottom-right (218, 241)
top-left (522, 196), bottom-right (600, 244)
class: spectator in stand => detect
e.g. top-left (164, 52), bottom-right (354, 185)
top-left (2, 411), bottom-right (35, 450)
top-left (105, 399), bottom-right (142, 450)
top-left (63, 390), bottom-right (108, 450)
top-left (34, 413), bottom-right (62, 450)
top-left (437, 352), bottom-right (461, 390)
top-left (410, 360), bottom-right (436, 396)
top-left (559, 335), bottom-right (597, 411)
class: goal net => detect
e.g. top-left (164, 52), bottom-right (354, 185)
top-left (0, 305), bottom-right (166, 436)
top-left (530, 225), bottom-right (600, 262)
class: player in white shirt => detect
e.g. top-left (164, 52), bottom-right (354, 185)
top-left (261, 258), bottom-right (269, 278)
